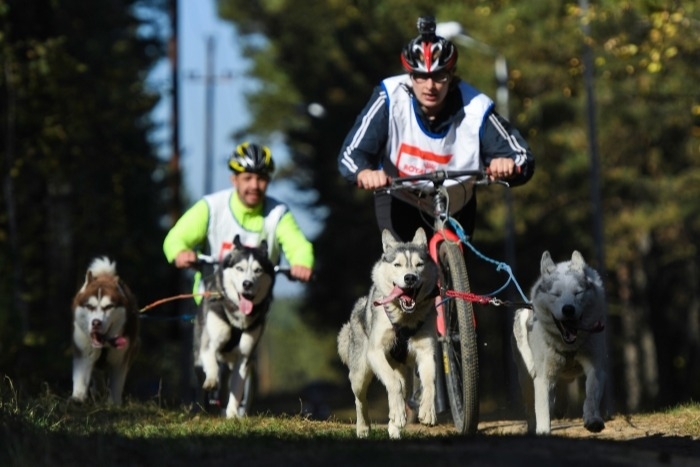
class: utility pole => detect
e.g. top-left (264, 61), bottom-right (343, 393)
top-left (579, 0), bottom-right (613, 416)
top-left (188, 36), bottom-right (233, 194)
top-left (168, 0), bottom-right (181, 222)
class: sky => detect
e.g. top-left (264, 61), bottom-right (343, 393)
top-left (149, 0), bottom-right (320, 296)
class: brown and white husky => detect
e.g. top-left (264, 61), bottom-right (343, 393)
top-left (71, 257), bottom-right (140, 405)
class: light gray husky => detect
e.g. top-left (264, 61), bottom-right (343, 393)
top-left (512, 250), bottom-right (607, 435)
top-left (337, 228), bottom-right (438, 439)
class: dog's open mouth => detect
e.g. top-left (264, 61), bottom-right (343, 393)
top-left (374, 285), bottom-right (417, 313)
top-left (553, 315), bottom-right (606, 344)
top-left (553, 318), bottom-right (578, 344)
top-left (239, 293), bottom-right (255, 315)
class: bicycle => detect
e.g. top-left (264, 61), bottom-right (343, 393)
top-left (378, 169), bottom-right (511, 435)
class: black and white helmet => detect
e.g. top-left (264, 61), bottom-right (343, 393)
top-left (400, 16), bottom-right (458, 74)
top-left (228, 142), bottom-right (275, 176)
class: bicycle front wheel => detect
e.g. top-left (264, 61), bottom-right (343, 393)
top-left (438, 240), bottom-right (479, 435)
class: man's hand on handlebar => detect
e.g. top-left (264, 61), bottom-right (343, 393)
top-left (290, 265), bottom-right (314, 282)
top-left (356, 169), bottom-right (390, 190)
top-left (174, 250), bottom-right (198, 269)
top-left (487, 157), bottom-right (519, 181)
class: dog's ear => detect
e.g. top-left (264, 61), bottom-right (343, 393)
top-left (540, 251), bottom-right (556, 275)
top-left (258, 239), bottom-right (269, 258)
top-left (570, 250), bottom-right (586, 272)
top-left (233, 235), bottom-right (243, 249)
top-left (412, 227), bottom-right (427, 246)
top-left (382, 229), bottom-right (399, 252)
top-left (82, 269), bottom-right (96, 288)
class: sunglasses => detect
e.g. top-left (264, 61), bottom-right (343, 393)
top-left (410, 71), bottom-right (451, 84)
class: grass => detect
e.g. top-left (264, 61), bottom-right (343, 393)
top-left (0, 377), bottom-right (450, 466)
top-left (3, 376), bottom-right (700, 466)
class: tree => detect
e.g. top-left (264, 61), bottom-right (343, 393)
top-left (215, 0), bottom-right (700, 412)
top-left (0, 0), bottom-right (179, 397)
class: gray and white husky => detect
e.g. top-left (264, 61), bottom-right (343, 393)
top-left (71, 257), bottom-right (140, 405)
top-left (512, 250), bottom-right (607, 435)
top-left (194, 235), bottom-right (275, 419)
top-left (337, 228), bottom-right (438, 439)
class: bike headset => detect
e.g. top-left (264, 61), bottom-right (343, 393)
top-left (400, 16), bottom-right (458, 74)
top-left (228, 142), bottom-right (275, 177)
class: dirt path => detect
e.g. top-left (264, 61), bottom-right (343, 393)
top-left (396, 414), bottom-right (700, 466)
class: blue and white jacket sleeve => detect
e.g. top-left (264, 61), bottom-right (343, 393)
top-left (337, 86), bottom-right (390, 184)
top-left (480, 110), bottom-right (535, 187)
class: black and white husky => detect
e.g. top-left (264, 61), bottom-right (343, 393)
top-left (512, 250), bottom-right (607, 435)
top-left (194, 235), bottom-right (275, 418)
top-left (337, 228), bottom-right (439, 439)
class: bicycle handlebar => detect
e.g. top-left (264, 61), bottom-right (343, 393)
top-left (376, 169), bottom-right (512, 195)
top-left (195, 254), bottom-right (314, 282)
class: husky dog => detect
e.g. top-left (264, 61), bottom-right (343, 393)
top-left (194, 235), bottom-right (275, 419)
top-left (337, 228), bottom-right (438, 439)
top-left (512, 250), bottom-right (607, 435)
top-left (71, 257), bottom-right (140, 405)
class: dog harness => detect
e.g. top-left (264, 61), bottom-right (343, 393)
top-left (389, 322), bottom-right (424, 363)
top-left (205, 270), bottom-right (272, 338)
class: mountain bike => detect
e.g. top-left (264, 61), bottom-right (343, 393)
top-left (379, 169), bottom-right (511, 435)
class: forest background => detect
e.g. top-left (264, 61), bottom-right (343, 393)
top-left (1, 0), bottom-right (699, 419)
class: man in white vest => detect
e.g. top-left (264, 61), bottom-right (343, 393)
top-left (164, 142), bottom-right (314, 289)
top-left (338, 15), bottom-right (535, 242)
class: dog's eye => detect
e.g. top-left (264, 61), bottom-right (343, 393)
top-left (415, 261), bottom-right (424, 268)
top-left (393, 262), bottom-right (402, 268)
top-left (85, 304), bottom-right (96, 311)
top-left (253, 267), bottom-right (263, 274)
top-left (235, 265), bottom-right (245, 272)
top-left (103, 304), bottom-right (114, 311)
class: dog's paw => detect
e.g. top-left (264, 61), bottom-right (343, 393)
top-left (418, 403), bottom-right (436, 426)
top-left (225, 407), bottom-right (243, 419)
top-left (202, 377), bottom-right (219, 391)
top-left (391, 407), bottom-right (407, 429)
top-left (69, 394), bottom-right (86, 404)
top-left (356, 424), bottom-right (370, 439)
top-left (584, 417), bottom-right (605, 433)
top-left (388, 423), bottom-right (402, 440)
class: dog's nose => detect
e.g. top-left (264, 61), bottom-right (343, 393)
top-left (91, 319), bottom-right (102, 329)
top-left (242, 280), bottom-right (253, 290)
top-left (403, 274), bottom-right (417, 287)
top-left (562, 304), bottom-right (576, 318)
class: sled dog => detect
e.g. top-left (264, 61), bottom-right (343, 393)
top-left (337, 228), bottom-right (438, 439)
top-left (194, 235), bottom-right (275, 419)
top-left (513, 250), bottom-right (607, 434)
top-left (71, 257), bottom-right (140, 405)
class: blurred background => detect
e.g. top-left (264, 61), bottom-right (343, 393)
top-left (1, 0), bottom-right (699, 421)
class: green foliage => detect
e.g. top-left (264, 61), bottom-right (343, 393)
top-left (0, 0), bottom-right (177, 397)
top-left (214, 0), bottom-right (700, 411)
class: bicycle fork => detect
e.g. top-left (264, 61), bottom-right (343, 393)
top-left (434, 294), bottom-right (449, 414)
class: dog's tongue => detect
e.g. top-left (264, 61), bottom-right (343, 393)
top-left (373, 285), bottom-right (415, 308)
top-left (239, 295), bottom-right (254, 315)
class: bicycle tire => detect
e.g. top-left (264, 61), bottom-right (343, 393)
top-left (438, 240), bottom-right (480, 434)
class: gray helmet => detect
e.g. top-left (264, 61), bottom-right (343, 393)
top-left (228, 142), bottom-right (275, 176)
top-left (400, 16), bottom-right (458, 74)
